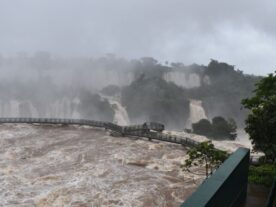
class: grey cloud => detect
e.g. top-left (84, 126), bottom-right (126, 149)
top-left (0, 0), bottom-right (276, 75)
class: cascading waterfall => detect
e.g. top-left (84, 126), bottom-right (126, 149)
top-left (187, 99), bottom-right (207, 127)
top-left (0, 98), bottom-right (81, 118)
top-left (44, 97), bottom-right (81, 118)
top-left (19, 101), bottom-right (39, 117)
top-left (110, 100), bottom-right (130, 126)
top-left (71, 97), bottom-right (81, 118)
top-left (1, 100), bottom-right (20, 117)
top-left (185, 100), bottom-right (254, 154)
top-left (100, 94), bottom-right (130, 126)
top-left (0, 99), bottom-right (38, 117)
top-left (79, 69), bottom-right (134, 90)
top-left (163, 72), bottom-right (201, 88)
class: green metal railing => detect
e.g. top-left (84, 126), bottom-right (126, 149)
top-left (266, 179), bottom-right (276, 207)
top-left (181, 148), bottom-right (250, 207)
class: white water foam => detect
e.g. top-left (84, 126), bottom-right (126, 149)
top-left (163, 72), bottom-right (201, 88)
top-left (187, 99), bottom-right (207, 127)
top-left (0, 124), bottom-right (203, 207)
top-left (100, 94), bottom-right (130, 126)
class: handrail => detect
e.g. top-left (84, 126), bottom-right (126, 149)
top-left (0, 117), bottom-right (199, 147)
top-left (266, 178), bottom-right (276, 207)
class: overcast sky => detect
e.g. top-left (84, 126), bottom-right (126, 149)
top-left (0, 0), bottom-right (276, 75)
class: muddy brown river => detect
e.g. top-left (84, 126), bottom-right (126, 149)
top-left (0, 124), bottom-right (203, 207)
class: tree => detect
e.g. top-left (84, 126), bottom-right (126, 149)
top-left (121, 76), bottom-right (190, 129)
top-left (78, 90), bottom-right (114, 121)
top-left (192, 117), bottom-right (237, 140)
top-left (182, 141), bottom-right (229, 177)
top-left (227, 118), bottom-right (238, 140)
top-left (212, 116), bottom-right (237, 140)
top-left (192, 119), bottom-right (213, 137)
top-left (242, 72), bottom-right (276, 162)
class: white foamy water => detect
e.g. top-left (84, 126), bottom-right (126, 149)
top-left (164, 129), bottom-right (258, 155)
top-left (0, 100), bottom-right (38, 117)
top-left (0, 98), bottom-right (81, 119)
top-left (81, 69), bottom-right (134, 90)
top-left (1, 100), bottom-right (20, 117)
top-left (100, 94), bottom-right (130, 126)
top-left (110, 99), bottom-right (130, 125)
top-left (187, 99), bottom-right (207, 127)
top-left (45, 97), bottom-right (80, 119)
top-left (0, 124), bottom-right (203, 207)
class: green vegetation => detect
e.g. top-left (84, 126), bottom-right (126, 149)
top-left (188, 60), bottom-right (261, 127)
top-left (192, 116), bottom-right (237, 140)
top-left (121, 76), bottom-right (190, 129)
top-left (241, 72), bottom-right (276, 187)
top-left (121, 58), bottom-right (260, 129)
top-left (212, 117), bottom-right (237, 139)
top-left (192, 119), bottom-right (213, 137)
top-left (0, 55), bottom-right (262, 131)
top-left (182, 141), bottom-right (229, 177)
top-left (242, 72), bottom-right (276, 162)
top-left (249, 164), bottom-right (276, 187)
top-left (78, 90), bottom-right (114, 121)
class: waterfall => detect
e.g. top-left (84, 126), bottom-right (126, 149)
top-left (1, 100), bottom-right (20, 117)
top-left (187, 99), bottom-right (207, 127)
top-left (100, 94), bottom-right (130, 126)
top-left (19, 101), bottom-right (39, 117)
top-left (0, 98), bottom-right (81, 119)
top-left (71, 97), bottom-right (81, 118)
top-left (45, 97), bottom-right (81, 118)
top-left (110, 100), bottom-right (130, 126)
top-left (80, 69), bottom-right (134, 90)
top-left (163, 72), bottom-right (201, 88)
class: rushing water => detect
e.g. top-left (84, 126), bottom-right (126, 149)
top-left (0, 124), bottom-right (204, 207)
top-left (163, 72), bottom-right (201, 88)
top-left (100, 94), bottom-right (130, 126)
top-left (0, 94), bottom-right (129, 125)
top-left (187, 99), bottom-right (207, 127)
top-left (0, 98), bottom-right (81, 119)
top-left (109, 99), bottom-right (130, 126)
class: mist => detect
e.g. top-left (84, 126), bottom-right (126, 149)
top-left (0, 0), bottom-right (275, 129)
top-left (1, 2), bottom-right (275, 206)
top-left (0, 52), bottom-right (260, 131)
top-left (1, 0), bottom-right (276, 75)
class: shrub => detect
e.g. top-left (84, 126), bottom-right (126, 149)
top-left (192, 116), bottom-right (237, 140)
top-left (248, 164), bottom-right (276, 187)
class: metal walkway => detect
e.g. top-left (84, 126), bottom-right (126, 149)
top-left (0, 117), bottom-right (199, 147)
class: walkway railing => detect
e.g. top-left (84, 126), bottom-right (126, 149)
top-left (0, 117), bottom-right (199, 147)
top-left (266, 178), bottom-right (276, 207)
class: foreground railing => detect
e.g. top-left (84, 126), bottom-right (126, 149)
top-left (181, 148), bottom-right (250, 207)
top-left (266, 178), bottom-right (276, 207)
